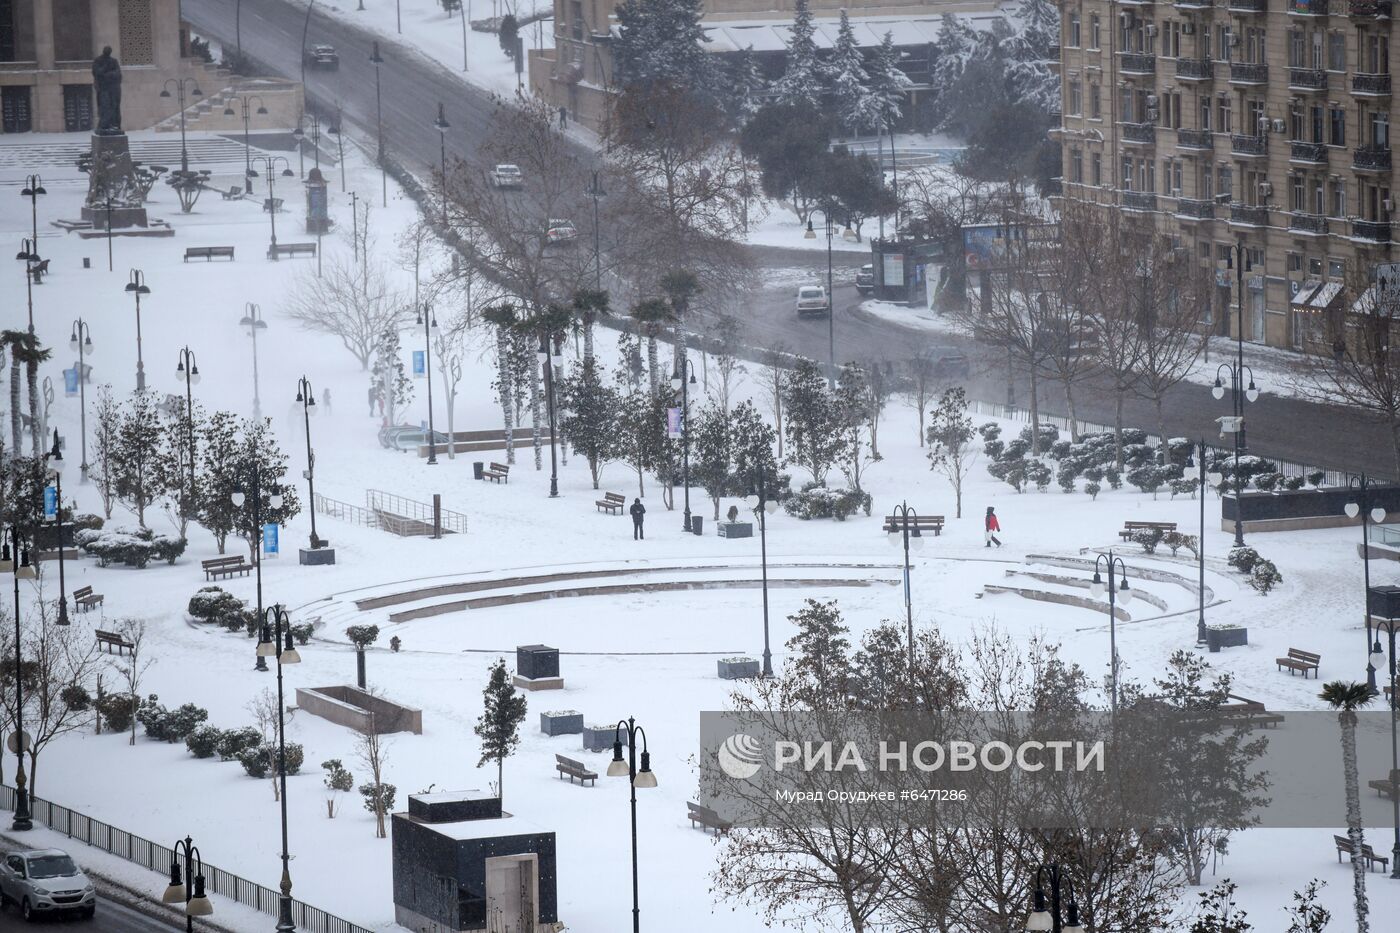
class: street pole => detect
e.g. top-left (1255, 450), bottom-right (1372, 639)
top-left (241, 304), bottom-right (267, 420)
top-left (538, 332), bottom-right (559, 497)
top-left (176, 347), bottom-right (200, 524)
top-left (890, 501), bottom-right (922, 664)
top-left (589, 171), bottom-right (604, 290)
top-left (1369, 618), bottom-right (1400, 879)
top-left (268, 606), bottom-right (298, 932)
top-left (70, 320), bottom-right (92, 481)
top-left (750, 471), bottom-right (775, 678)
top-left (371, 42), bottom-right (386, 208)
top-left (1350, 475), bottom-right (1384, 691)
top-left (4, 526), bottom-right (34, 831)
top-left (826, 212), bottom-right (835, 388)
top-left (607, 718), bottom-right (656, 933)
top-left (673, 361), bottom-right (694, 531)
top-left (251, 156), bottom-right (294, 256)
top-left (1092, 552), bottom-right (1131, 714)
top-left (296, 378), bottom-right (320, 548)
top-left (125, 270), bottom-right (149, 391)
top-left (17, 237), bottom-right (37, 331)
top-left (420, 306), bottom-right (439, 466)
top-left (434, 102), bottom-right (451, 226)
top-left (160, 79), bottom-right (202, 174)
top-left (45, 431), bottom-right (69, 627)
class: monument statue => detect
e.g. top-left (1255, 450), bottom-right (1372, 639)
top-left (92, 46), bottom-right (122, 135)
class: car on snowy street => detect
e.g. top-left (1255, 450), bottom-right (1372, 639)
top-left (0, 849), bottom-right (97, 921)
top-left (855, 264), bottom-right (875, 295)
top-left (924, 346), bottom-right (970, 380)
top-left (303, 44), bottom-right (339, 69)
top-left (795, 284), bottom-right (830, 316)
top-left (491, 164), bottom-right (523, 188)
top-left (379, 424), bottom-right (451, 452)
top-left (545, 219), bottom-right (579, 245)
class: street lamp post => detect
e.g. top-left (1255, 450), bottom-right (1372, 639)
top-left (1211, 360), bottom-right (1260, 547)
top-left (232, 466), bottom-right (283, 672)
top-left (256, 605), bottom-right (302, 932)
top-left (805, 211), bottom-right (837, 386)
top-left (158, 78), bottom-right (203, 173)
top-left (19, 175), bottom-right (44, 256)
top-left (886, 501), bottom-right (925, 663)
top-left (328, 111), bottom-right (347, 192)
top-left (417, 305), bottom-right (440, 467)
top-left (239, 303), bottom-right (268, 420)
top-left (588, 171), bottom-right (605, 291)
top-left (745, 471), bottom-right (781, 677)
top-left (607, 717), bottom-right (657, 933)
top-left (160, 836), bottom-right (214, 930)
top-left (223, 96), bottom-right (268, 186)
top-left (296, 377), bottom-right (323, 548)
top-left (292, 114), bottom-right (319, 180)
top-left (43, 431), bottom-right (70, 627)
top-left (1089, 552), bottom-right (1132, 713)
top-left (1367, 615), bottom-right (1400, 879)
top-left (1182, 442), bottom-right (1223, 646)
top-left (538, 331), bottom-right (563, 497)
top-left (15, 237), bottom-right (40, 329)
top-left (370, 42), bottom-right (386, 207)
top-left (433, 103), bottom-right (451, 225)
top-left (69, 319), bottom-right (93, 481)
top-left (124, 269), bottom-right (150, 391)
top-left (248, 156), bottom-right (295, 257)
top-left (672, 360), bottom-right (697, 531)
top-left (1023, 863), bottom-right (1086, 932)
top-left (1348, 475), bottom-right (1388, 691)
top-left (2, 525), bottom-right (35, 830)
top-left (176, 347), bottom-right (201, 520)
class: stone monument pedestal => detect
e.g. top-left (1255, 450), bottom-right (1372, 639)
top-left (80, 133), bottom-right (148, 229)
top-left (298, 546), bottom-right (336, 566)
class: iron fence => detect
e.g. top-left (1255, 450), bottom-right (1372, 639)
top-left (0, 785), bottom-right (372, 933)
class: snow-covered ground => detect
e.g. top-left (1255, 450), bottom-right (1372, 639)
top-left (5, 124), bottom-right (1400, 933)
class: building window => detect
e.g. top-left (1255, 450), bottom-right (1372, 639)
top-left (570, 0), bottom-right (583, 40)
top-left (1328, 258), bottom-right (1345, 279)
top-left (1069, 11), bottom-right (1081, 47)
top-left (1, 85), bottom-right (31, 133)
top-left (1164, 91), bottom-right (1182, 129)
top-left (1288, 252), bottom-right (1303, 273)
top-left (1248, 247), bottom-right (1264, 270)
top-left (1090, 14), bottom-right (1100, 49)
top-left (1329, 107), bottom-right (1345, 146)
top-left (1091, 152), bottom-right (1102, 185)
top-left (1370, 110), bottom-right (1390, 148)
top-left (1218, 95), bottom-right (1232, 134)
top-left (1308, 257), bottom-right (1324, 277)
top-left (1070, 149), bottom-right (1084, 183)
top-left (1122, 157), bottom-right (1133, 190)
top-left (1244, 27), bottom-right (1267, 65)
top-left (1291, 174), bottom-right (1306, 212)
top-left (1364, 32), bottom-right (1389, 74)
top-left (1089, 83), bottom-right (1101, 119)
top-left (1220, 244), bottom-right (1235, 268)
top-left (1068, 79), bottom-right (1083, 116)
top-left (1328, 31), bottom-right (1345, 72)
top-left (1288, 29), bottom-right (1305, 68)
top-left (1218, 163), bottom-right (1233, 199)
top-left (1329, 180), bottom-right (1346, 218)
top-left (1217, 25), bottom-right (1232, 62)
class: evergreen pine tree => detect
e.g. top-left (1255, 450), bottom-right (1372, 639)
top-left (475, 659), bottom-right (527, 804)
top-left (615, 0), bottom-right (713, 91)
top-left (781, 358), bottom-right (845, 486)
top-left (773, 0), bottom-right (825, 110)
top-left (724, 46), bottom-right (768, 123)
top-left (559, 360), bottom-right (622, 489)
top-left (112, 390), bottom-right (163, 528)
top-left (828, 11), bottom-right (871, 133)
top-left (866, 31), bottom-right (913, 132)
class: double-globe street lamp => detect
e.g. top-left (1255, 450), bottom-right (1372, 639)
top-left (69, 320), bottom-right (93, 481)
top-left (370, 41), bottom-right (386, 207)
top-left (886, 501), bottom-right (925, 663)
top-left (1024, 863), bottom-right (1085, 932)
top-left (672, 360), bottom-right (697, 531)
top-left (231, 466), bottom-right (283, 672)
top-left (416, 306), bottom-right (441, 467)
top-left (43, 430), bottom-right (70, 627)
top-left (1211, 361), bottom-right (1261, 547)
top-left (160, 835), bottom-right (214, 930)
top-left (1347, 474), bottom-right (1389, 691)
top-left (292, 113), bottom-right (322, 179)
top-left (222, 94), bottom-right (268, 183)
top-left (256, 605), bottom-right (303, 932)
top-left (15, 237), bottom-right (40, 329)
top-left (433, 102), bottom-right (450, 225)
top-left (175, 347), bottom-right (201, 518)
top-left (805, 209), bottom-right (838, 386)
top-left (1367, 615), bottom-right (1400, 880)
top-left (295, 377), bottom-right (324, 549)
top-left (1, 524), bottom-right (36, 831)
top-left (1182, 442), bottom-right (1223, 646)
top-left (19, 175), bottom-right (44, 257)
top-left (124, 270), bottom-right (151, 391)
top-left (240, 303), bottom-right (268, 420)
top-left (248, 156), bottom-right (295, 257)
top-left (1089, 552), bottom-right (1132, 714)
top-left (608, 717), bottom-right (657, 933)
top-left (745, 470), bottom-right (781, 678)
top-left (158, 78), bottom-right (203, 173)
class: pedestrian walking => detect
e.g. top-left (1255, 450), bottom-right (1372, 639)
top-left (367, 384), bottom-right (377, 417)
top-left (630, 498), bottom-right (646, 540)
top-left (559, 106), bottom-right (568, 130)
top-left (322, 387), bottom-right (332, 414)
top-left (984, 506), bottom-right (1002, 548)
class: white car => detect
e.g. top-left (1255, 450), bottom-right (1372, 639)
top-left (796, 285), bottom-right (830, 316)
top-left (545, 219), bottom-right (579, 245)
top-left (0, 849), bottom-right (97, 921)
top-left (491, 164), bottom-right (523, 188)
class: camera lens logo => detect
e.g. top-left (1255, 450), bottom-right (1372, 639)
top-left (717, 733), bottom-right (764, 780)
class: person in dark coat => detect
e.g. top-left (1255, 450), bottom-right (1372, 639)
top-left (985, 506), bottom-right (1002, 548)
top-left (630, 498), bottom-right (646, 539)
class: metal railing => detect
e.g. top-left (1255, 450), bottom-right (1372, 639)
top-left (0, 785), bottom-right (372, 933)
top-left (366, 489), bottom-right (468, 535)
top-left (314, 492), bottom-right (466, 537)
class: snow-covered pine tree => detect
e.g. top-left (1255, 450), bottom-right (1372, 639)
top-left (372, 326), bottom-right (412, 428)
top-left (828, 11), bottom-right (871, 134)
top-left (724, 46), bottom-right (768, 124)
top-left (865, 31), bottom-right (913, 132)
top-left (929, 14), bottom-right (978, 128)
top-left (1004, 0), bottom-right (1061, 113)
top-left (773, 0), bottom-right (825, 110)
top-left (614, 0), bottom-right (714, 92)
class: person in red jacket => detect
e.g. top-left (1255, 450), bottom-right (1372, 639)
top-left (985, 506), bottom-right (1002, 548)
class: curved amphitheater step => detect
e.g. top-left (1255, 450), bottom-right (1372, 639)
top-left (981, 583), bottom-right (1130, 621)
top-left (1025, 553), bottom-right (1215, 604)
top-left (1002, 569), bottom-right (1170, 613)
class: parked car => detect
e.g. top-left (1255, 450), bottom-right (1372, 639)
top-left (545, 219), bottom-right (579, 245)
top-left (0, 849), bottom-right (96, 921)
top-left (925, 346), bottom-right (971, 380)
top-left (304, 44), bottom-right (339, 68)
top-left (855, 264), bottom-right (875, 295)
top-left (491, 164), bottom-right (524, 188)
top-left (378, 424), bottom-right (451, 452)
top-left (795, 284), bottom-right (830, 316)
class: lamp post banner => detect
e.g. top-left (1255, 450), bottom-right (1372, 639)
top-left (43, 487), bottom-right (56, 519)
top-left (667, 407), bottom-right (683, 440)
top-left (263, 524), bottom-right (279, 556)
top-left (698, 710), bottom-right (1399, 829)
top-left (63, 368), bottom-right (78, 397)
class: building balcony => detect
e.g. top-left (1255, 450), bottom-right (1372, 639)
top-left (1348, 0), bottom-right (1391, 13)
top-left (1352, 73), bottom-right (1392, 97)
top-left (1175, 197), bottom-right (1217, 220)
top-left (1174, 0), bottom-right (1215, 7)
top-left (1123, 191), bottom-right (1158, 212)
top-left (1122, 121), bottom-right (1157, 144)
top-left (1120, 52), bottom-right (1157, 75)
top-left (1178, 127), bottom-right (1214, 149)
top-left (1229, 62), bottom-right (1269, 85)
top-left (1230, 203), bottom-right (1270, 225)
top-left (1353, 218), bottom-right (1392, 241)
top-left (1289, 0), bottom-right (1328, 13)
top-left (1228, 0), bottom-right (1267, 8)
top-left (1044, 177), bottom-right (1064, 197)
top-left (1288, 68), bottom-right (1328, 91)
top-left (1354, 145), bottom-right (1392, 171)
top-left (1289, 212), bottom-right (1329, 235)
top-left (1231, 134), bottom-right (1268, 156)
top-left (1289, 140), bottom-right (1329, 163)
top-left (1175, 57), bottom-right (1215, 81)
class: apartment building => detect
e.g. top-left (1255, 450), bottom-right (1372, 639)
top-left (1053, 0), bottom-right (1398, 350)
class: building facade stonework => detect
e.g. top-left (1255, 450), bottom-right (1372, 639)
top-left (1054, 0), bottom-right (1400, 350)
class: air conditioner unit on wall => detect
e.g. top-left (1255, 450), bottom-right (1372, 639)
top-left (1183, 22), bottom-right (1195, 35)
top-left (1272, 118), bottom-right (1287, 133)
top-left (1230, 34), bottom-right (1241, 47)
top-left (1259, 181), bottom-right (1273, 196)
top-left (1386, 198), bottom-right (1395, 212)
top-left (1146, 24), bottom-right (1158, 36)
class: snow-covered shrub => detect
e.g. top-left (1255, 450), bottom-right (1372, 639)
top-left (977, 422), bottom-right (1001, 443)
top-left (1018, 423), bottom-right (1059, 448)
top-left (96, 693), bottom-right (137, 733)
top-left (1105, 466), bottom-right (1122, 490)
top-left (1131, 528), bottom-right (1164, 554)
top-left (1049, 440), bottom-right (1074, 461)
top-left (290, 622), bottom-right (315, 645)
top-left (1163, 531), bottom-right (1198, 558)
top-left (1252, 471), bottom-right (1284, 492)
top-left (1283, 475), bottom-right (1306, 491)
top-left (1085, 481), bottom-right (1102, 501)
top-left (1026, 462), bottom-right (1052, 492)
top-left (185, 726), bottom-right (223, 759)
top-left (1307, 470), bottom-right (1326, 488)
top-left (1249, 560), bottom-right (1282, 595)
top-left (982, 438), bottom-right (1005, 461)
top-left (1000, 437), bottom-right (1031, 461)
top-left (137, 695), bottom-right (209, 743)
top-left (70, 513), bottom-right (104, 533)
top-left (216, 726), bottom-right (262, 762)
top-left (1121, 428), bottom-right (1148, 446)
top-left (1127, 465), bottom-right (1165, 498)
top-left (188, 586), bottom-right (242, 622)
top-left (987, 459), bottom-right (1027, 493)
top-left (238, 742), bottom-right (305, 779)
top-left (77, 525), bottom-right (186, 568)
top-left (1165, 437), bottom-right (1193, 465)
top-left (1228, 546), bottom-right (1261, 574)
top-left (360, 781), bottom-right (397, 814)
top-left (60, 684), bottom-right (90, 711)
top-left (1169, 478), bottom-right (1197, 499)
top-left (781, 483), bottom-right (872, 521)
top-left (151, 535), bottom-right (187, 565)
top-left (1122, 444), bottom-right (1154, 469)
top-left (1057, 464), bottom-right (1079, 493)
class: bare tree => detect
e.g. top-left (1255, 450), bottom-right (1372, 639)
top-left (248, 686), bottom-right (291, 801)
top-left (927, 387), bottom-right (977, 519)
top-left (110, 618), bottom-right (150, 747)
top-left (712, 313), bottom-right (746, 414)
top-left (905, 354), bottom-right (938, 447)
top-left (758, 345), bottom-right (791, 459)
top-left (1033, 202), bottom-right (1106, 440)
top-left (357, 727), bottom-right (392, 839)
top-left (284, 256), bottom-right (411, 370)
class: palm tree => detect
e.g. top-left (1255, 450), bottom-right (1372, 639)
top-left (571, 288), bottom-right (610, 374)
top-left (660, 268), bottom-right (701, 375)
top-left (481, 304), bottom-right (518, 465)
top-left (520, 303), bottom-right (576, 469)
top-left (1, 330), bottom-right (25, 456)
top-left (1320, 679), bottom-right (1376, 933)
top-left (15, 333), bottom-right (52, 458)
top-left (629, 298), bottom-right (673, 395)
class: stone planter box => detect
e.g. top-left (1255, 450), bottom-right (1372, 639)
top-left (517, 644), bottom-right (560, 680)
top-left (582, 723), bottom-right (630, 753)
top-left (1368, 584), bottom-right (1400, 620)
top-left (299, 546), bottom-right (336, 566)
top-left (718, 657), bottom-right (761, 680)
top-left (717, 522), bottom-right (753, 539)
top-left (1206, 626), bottom-right (1248, 652)
top-left (540, 710), bottom-right (583, 736)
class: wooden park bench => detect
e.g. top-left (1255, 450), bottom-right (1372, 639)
top-left (267, 242), bottom-right (316, 260)
top-left (687, 801), bottom-right (733, 835)
top-left (1120, 520), bottom-right (1177, 542)
top-left (483, 461), bottom-right (510, 484)
top-left (202, 556), bottom-right (251, 580)
top-left (220, 186), bottom-right (243, 200)
top-left (73, 585), bottom-right (104, 613)
top-left (1276, 648), bottom-right (1321, 678)
top-left (28, 258), bottom-right (49, 281)
top-left (596, 492), bottom-right (625, 515)
top-left (183, 245), bottom-right (235, 262)
top-left (1334, 834), bottom-right (1392, 873)
top-left (1218, 694), bottom-right (1286, 729)
top-left (881, 514), bottom-right (945, 536)
top-left (554, 754), bottom-right (597, 787)
top-left (262, 197), bottom-right (284, 213)
top-left (95, 629), bottom-right (134, 655)
top-left (1369, 769), bottom-right (1400, 800)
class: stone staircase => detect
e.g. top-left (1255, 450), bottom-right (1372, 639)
top-left (153, 75), bottom-right (304, 134)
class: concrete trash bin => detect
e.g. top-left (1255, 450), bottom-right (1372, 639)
top-left (691, 516), bottom-right (703, 535)
top-left (473, 461), bottom-right (484, 480)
